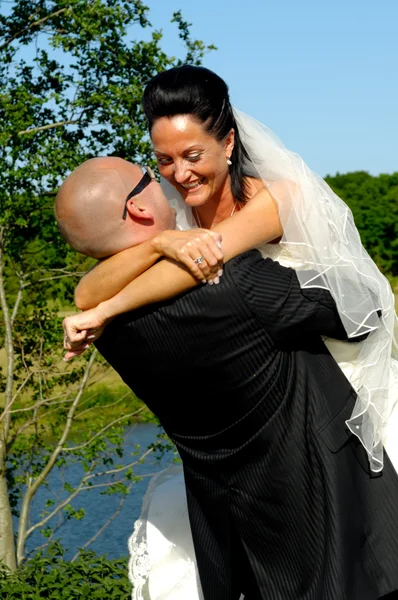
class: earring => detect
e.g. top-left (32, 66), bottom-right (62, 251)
top-left (227, 158), bottom-right (232, 166)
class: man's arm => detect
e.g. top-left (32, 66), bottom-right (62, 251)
top-left (232, 251), bottom-right (363, 342)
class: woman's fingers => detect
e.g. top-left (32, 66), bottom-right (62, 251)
top-left (63, 327), bottom-right (104, 360)
top-left (197, 230), bottom-right (223, 262)
top-left (63, 326), bottom-right (87, 348)
top-left (180, 253), bottom-right (207, 283)
top-left (178, 231), bottom-right (224, 282)
top-left (186, 243), bottom-right (221, 280)
top-left (64, 345), bottom-right (91, 361)
top-left (157, 229), bottom-right (224, 282)
top-left (63, 310), bottom-right (104, 341)
top-left (63, 309), bottom-right (107, 359)
top-left (62, 332), bottom-right (91, 360)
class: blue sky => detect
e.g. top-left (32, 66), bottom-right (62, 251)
top-left (140, 0), bottom-right (397, 177)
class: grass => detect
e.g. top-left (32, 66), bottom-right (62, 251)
top-left (75, 376), bottom-right (156, 425)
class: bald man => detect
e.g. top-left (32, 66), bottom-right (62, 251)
top-left (55, 157), bottom-right (177, 260)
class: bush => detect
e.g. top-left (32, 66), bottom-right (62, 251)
top-left (325, 171), bottom-right (398, 279)
top-left (0, 543), bottom-right (131, 599)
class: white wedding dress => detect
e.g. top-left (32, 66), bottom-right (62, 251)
top-left (128, 239), bottom-right (398, 600)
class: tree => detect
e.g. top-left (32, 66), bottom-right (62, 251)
top-left (0, 0), bottom-right (214, 571)
top-left (325, 171), bottom-right (398, 279)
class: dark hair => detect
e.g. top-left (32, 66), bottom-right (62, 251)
top-left (142, 65), bottom-right (251, 204)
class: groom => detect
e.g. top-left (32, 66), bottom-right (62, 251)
top-left (56, 158), bottom-right (398, 600)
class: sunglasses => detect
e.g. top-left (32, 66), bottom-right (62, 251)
top-left (122, 166), bottom-right (156, 220)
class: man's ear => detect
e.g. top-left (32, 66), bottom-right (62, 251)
top-left (125, 200), bottom-right (154, 223)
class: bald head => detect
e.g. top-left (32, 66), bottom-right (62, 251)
top-left (55, 157), bottom-right (175, 258)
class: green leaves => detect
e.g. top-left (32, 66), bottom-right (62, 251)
top-left (0, 0), bottom-right (215, 272)
top-left (326, 171), bottom-right (398, 279)
top-left (171, 10), bottom-right (217, 66)
top-left (0, 543), bottom-right (131, 598)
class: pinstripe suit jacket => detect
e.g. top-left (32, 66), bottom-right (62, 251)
top-left (96, 251), bottom-right (398, 600)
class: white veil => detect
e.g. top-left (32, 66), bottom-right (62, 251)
top-left (163, 108), bottom-right (398, 473)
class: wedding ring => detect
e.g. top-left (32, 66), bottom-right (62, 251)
top-left (193, 256), bottom-right (205, 265)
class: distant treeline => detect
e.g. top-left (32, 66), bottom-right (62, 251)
top-left (325, 171), bottom-right (398, 280)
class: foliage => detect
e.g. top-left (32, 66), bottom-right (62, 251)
top-left (0, 0), bottom-right (215, 305)
top-left (0, 0), bottom-right (214, 570)
top-left (0, 543), bottom-right (131, 598)
top-left (325, 171), bottom-right (398, 279)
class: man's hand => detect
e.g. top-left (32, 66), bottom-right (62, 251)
top-left (63, 306), bottom-right (110, 360)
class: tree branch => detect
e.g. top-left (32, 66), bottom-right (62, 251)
top-left (18, 118), bottom-right (81, 136)
top-left (6, 391), bottom-right (74, 419)
top-left (11, 371), bottom-right (34, 405)
top-left (25, 503), bottom-right (74, 560)
top-left (7, 389), bottom-right (129, 450)
top-left (24, 477), bottom-right (88, 539)
top-left (16, 350), bottom-right (97, 563)
top-left (76, 390), bottom-right (131, 419)
top-left (84, 448), bottom-right (154, 481)
top-left (23, 273), bottom-right (85, 287)
top-left (0, 8), bottom-right (67, 51)
top-left (25, 449), bottom-right (153, 538)
top-left (10, 271), bottom-right (24, 327)
top-left (0, 227), bottom-right (15, 442)
top-left (70, 482), bottom-right (134, 562)
top-left (4, 367), bottom-right (117, 430)
top-left (62, 407), bottom-right (145, 452)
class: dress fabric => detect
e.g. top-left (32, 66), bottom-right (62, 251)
top-left (96, 252), bottom-right (398, 600)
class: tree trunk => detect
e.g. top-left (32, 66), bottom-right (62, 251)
top-left (0, 446), bottom-right (16, 570)
top-left (0, 229), bottom-right (17, 570)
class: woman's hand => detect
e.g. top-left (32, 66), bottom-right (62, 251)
top-left (153, 229), bottom-right (224, 284)
top-left (63, 305), bottom-right (111, 360)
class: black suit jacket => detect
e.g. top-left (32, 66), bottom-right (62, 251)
top-left (97, 251), bottom-right (398, 600)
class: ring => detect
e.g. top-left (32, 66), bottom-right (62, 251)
top-left (193, 256), bottom-right (205, 266)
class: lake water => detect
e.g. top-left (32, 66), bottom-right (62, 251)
top-left (25, 423), bottom-right (175, 561)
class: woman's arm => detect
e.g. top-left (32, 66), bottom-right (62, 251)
top-left (219, 182), bottom-right (284, 256)
top-left (75, 238), bottom-right (162, 309)
top-left (75, 183), bottom-right (283, 310)
top-left (75, 228), bottom-right (223, 310)
top-left (63, 184), bottom-right (283, 357)
top-left (104, 185), bottom-right (283, 313)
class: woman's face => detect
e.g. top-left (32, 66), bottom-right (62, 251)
top-left (151, 114), bottom-right (234, 208)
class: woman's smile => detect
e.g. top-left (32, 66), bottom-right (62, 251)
top-left (180, 177), bottom-right (205, 191)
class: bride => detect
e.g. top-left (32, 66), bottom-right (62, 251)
top-left (62, 66), bottom-right (398, 599)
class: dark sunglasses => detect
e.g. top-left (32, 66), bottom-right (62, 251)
top-left (122, 166), bottom-right (156, 220)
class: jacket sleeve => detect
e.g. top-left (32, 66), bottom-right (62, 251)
top-left (231, 250), bottom-right (355, 342)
